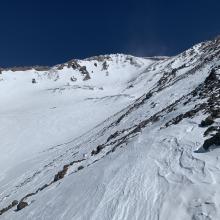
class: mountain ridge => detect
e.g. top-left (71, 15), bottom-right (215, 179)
top-left (0, 37), bottom-right (220, 219)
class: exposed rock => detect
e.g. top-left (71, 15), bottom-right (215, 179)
top-left (34, 66), bottom-right (50, 71)
top-left (204, 126), bottom-right (220, 136)
top-left (83, 74), bottom-right (91, 81)
top-left (32, 78), bottom-right (36, 84)
top-left (54, 165), bottom-right (69, 182)
top-left (128, 84), bottom-right (134, 89)
top-left (165, 104), bottom-right (206, 127)
top-left (12, 200), bottom-right (19, 206)
top-left (69, 158), bottom-right (85, 166)
top-left (205, 69), bottom-right (218, 83)
top-left (107, 131), bottom-right (120, 142)
top-left (211, 110), bottom-right (220, 118)
top-left (71, 61), bottom-right (81, 69)
top-left (17, 201), bottom-right (28, 211)
top-left (126, 56), bottom-right (141, 67)
top-left (22, 193), bottom-right (36, 201)
top-left (70, 76), bottom-right (77, 82)
top-left (79, 66), bottom-right (91, 81)
top-left (0, 200), bottom-right (20, 215)
top-left (0, 204), bottom-right (12, 215)
top-left (199, 116), bottom-right (214, 127)
top-left (0, 158), bottom-right (86, 216)
top-left (91, 145), bottom-right (105, 155)
top-left (38, 184), bottom-right (49, 192)
top-left (57, 64), bottom-right (65, 70)
top-left (85, 55), bottom-right (112, 62)
top-left (102, 61), bottom-right (108, 70)
top-left (203, 132), bottom-right (220, 150)
top-left (79, 66), bottom-right (87, 74)
top-left (77, 165), bottom-right (84, 171)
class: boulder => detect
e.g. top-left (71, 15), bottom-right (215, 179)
top-left (12, 200), bottom-right (18, 206)
top-left (17, 201), bottom-right (28, 211)
top-left (77, 166), bottom-right (84, 171)
top-left (32, 78), bottom-right (36, 84)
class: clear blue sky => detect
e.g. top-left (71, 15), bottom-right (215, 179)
top-left (0, 0), bottom-right (220, 67)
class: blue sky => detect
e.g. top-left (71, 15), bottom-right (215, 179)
top-left (0, 0), bottom-right (220, 66)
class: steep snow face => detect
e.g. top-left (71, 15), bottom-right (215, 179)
top-left (0, 54), bottom-right (154, 210)
top-left (1, 39), bottom-right (220, 220)
top-left (0, 54), bottom-right (153, 170)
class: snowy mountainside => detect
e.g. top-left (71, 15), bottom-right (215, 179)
top-left (0, 54), bottom-right (152, 169)
top-left (1, 38), bottom-right (220, 220)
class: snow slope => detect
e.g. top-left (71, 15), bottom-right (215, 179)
top-left (1, 37), bottom-right (220, 220)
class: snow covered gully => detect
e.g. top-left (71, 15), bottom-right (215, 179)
top-left (1, 38), bottom-right (220, 219)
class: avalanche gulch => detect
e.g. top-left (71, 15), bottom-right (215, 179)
top-left (0, 37), bottom-right (220, 220)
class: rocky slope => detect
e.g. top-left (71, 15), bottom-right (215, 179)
top-left (0, 37), bottom-right (220, 220)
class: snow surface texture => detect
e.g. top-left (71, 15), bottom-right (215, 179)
top-left (0, 37), bottom-right (220, 220)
